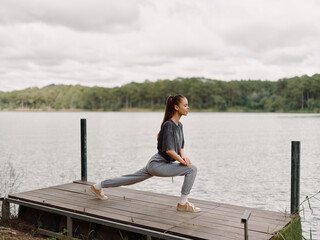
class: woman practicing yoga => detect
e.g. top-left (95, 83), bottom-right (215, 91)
top-left (90, 94), bottom-right (200, 213)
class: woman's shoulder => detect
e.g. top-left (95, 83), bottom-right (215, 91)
top-left (163, 119), bottom-right (174, 128)
top-left (163, 119), bottom-right (183, 128)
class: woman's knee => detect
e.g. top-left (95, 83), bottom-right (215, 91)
top-left (188, 164), bottom-right (197, 174)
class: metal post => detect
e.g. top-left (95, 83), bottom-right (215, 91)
top-left (81, 119), bottom-right (87, 181)
top-left (241, 210), bottom-right (251, 240)
top-left (291, 141), bottom-right (300, 214)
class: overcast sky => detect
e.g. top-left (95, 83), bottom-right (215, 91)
top-left (0, 0), bottom-right (319, 91)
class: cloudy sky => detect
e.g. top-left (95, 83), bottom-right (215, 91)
top-left (0, 0), bottom-right (319, 91)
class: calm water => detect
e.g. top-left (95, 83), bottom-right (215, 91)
top-left (0, 112), bottom-right (319, 238)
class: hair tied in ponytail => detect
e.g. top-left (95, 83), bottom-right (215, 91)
top-left (158, 94), bottom-right (186, 138)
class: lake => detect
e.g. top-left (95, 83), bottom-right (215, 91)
top-left (0, 112), bottom-right (319, 238)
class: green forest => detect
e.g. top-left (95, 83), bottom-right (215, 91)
top-left (1, 74), bottom-right (320, 112)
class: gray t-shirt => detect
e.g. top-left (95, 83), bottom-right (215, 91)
top-left (157, 119), bottom-right (184, 162)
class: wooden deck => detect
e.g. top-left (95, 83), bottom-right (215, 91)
top-left (8, 181), bottom-right (295, 240)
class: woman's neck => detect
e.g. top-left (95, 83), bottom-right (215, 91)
top-left (171, 113), bottom-right (181, 126)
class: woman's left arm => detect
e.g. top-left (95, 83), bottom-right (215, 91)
top-left (180, 149), bottom-right (191, 165)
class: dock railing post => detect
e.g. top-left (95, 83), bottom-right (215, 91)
top-left (81, 119), bottom-right (87, 181)
top-left (241, 210), bottom-right (251, 240)
top-left (291, 141), bottom-right (300, 214)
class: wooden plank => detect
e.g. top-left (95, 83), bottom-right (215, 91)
top-left (200, 208), bottom-right (291, 227)
top-left (192, 215), bottom-right (284, 235)
top-left (171, 224), bottom-right (269, 240)
top-left (175, 217), bottom-right (271, 240)
top-left (200, 211), bottom-right (291, 233)
top-left (214, 201), bottom-right (288, 218)
top-left (199, 203), bottom-right (290, 220)
top-left (199, 202), bottom-right (292, 221)
top-left (168, 226), bottom-right (240, 240)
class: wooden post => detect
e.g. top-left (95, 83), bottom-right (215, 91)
top-left (81, 119), bottom-right (87, 181)
top-left (1, 198), bottom-right (10, 220)
top-left (291, 141), bottom-right (300, 214)
top-left (67, 216), bottom-right (73, 237)
top-left (241, 210), bottom-right (251, 240)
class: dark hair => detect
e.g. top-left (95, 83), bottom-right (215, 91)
top-left (157, 95), bottom-right (186, 138)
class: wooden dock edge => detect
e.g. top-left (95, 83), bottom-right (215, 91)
top-left (2, 181), bottom-right (303, 240)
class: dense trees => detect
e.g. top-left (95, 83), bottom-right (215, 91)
top-left (1, 74), bottom-right (320, 112)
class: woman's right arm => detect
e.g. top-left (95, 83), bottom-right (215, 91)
top-left (165, 150), bottom-right (188, 166)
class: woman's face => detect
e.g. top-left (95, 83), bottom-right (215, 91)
top-left (175, 97), bottom-right (189, 116)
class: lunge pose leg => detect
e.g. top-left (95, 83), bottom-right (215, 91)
top-left (89, 167), bottom-right (152, 200)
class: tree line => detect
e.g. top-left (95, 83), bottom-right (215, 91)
top-left (1, 74), bottom-right (320, 112)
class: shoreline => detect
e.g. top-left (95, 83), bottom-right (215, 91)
top-left (0, 108), bottom-right (319, 113)
top-left (0, 219), bottom-right (45, 239)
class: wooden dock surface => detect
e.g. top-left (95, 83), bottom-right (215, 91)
top-left (9, 181), bottom-right (295, 240)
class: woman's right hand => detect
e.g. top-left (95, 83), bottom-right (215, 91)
top-left (166, 150), bottom-right (188, 166)
top-left (182, 157), bottom-right (191, 166)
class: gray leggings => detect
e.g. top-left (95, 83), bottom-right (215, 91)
top-left (101, 153), bottom-right (197, 195)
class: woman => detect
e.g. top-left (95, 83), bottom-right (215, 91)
top-left (90, 95), bottom-right (200, 213)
